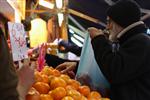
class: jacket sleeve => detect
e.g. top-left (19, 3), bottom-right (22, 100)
top-left (0, 29), bottom-right (19, 100)
top-left (91, 35), bottom-right (147, 84)
top-left (59, 40), bottom-right (82, 56)
top-left (45, 54), bottom-right (71, 67)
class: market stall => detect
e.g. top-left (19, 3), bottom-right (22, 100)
top-left (1, 0), bottom-right (150, 100)
top-left (0, 0), bottom-right (111, 100)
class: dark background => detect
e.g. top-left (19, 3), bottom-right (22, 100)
top-left (68, 0), bottom-right (150, 29)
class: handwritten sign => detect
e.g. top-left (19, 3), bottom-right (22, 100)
top-left (8, 22), bottom-right (28, 61)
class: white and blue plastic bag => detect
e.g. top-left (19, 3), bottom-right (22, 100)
top-left (76, 33), bottom-right (110, 96)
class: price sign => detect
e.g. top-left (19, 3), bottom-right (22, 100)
top-left (8, 22), bottom-right (28, 61)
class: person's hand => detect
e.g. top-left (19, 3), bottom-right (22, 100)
top-left (87, 27), bottom-right (104, 39)
top-left (56, 62), bottom-right (77, 74)
top-left (17, 59), bottom-right (36, 100)
top-left (58, 40), bottom-right (75, 53)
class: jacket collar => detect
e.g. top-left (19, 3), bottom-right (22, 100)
top-left (117, 21), bottom-right (147, 44)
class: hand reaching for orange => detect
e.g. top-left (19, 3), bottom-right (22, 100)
top-left (56, 62), bottom-right (77, 74)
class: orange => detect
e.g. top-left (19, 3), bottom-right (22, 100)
top-left (41, 74), bottom-right (49, 83)
top-left (40, 67), bottom-right (61, 77)
top-left (67, 79), bottom-right (81, 90)
top-left (41, 66), bottom-right (54, 76)
top-left (34, 71), bottom-right (49, 83)
top-left (52, 69), bottom-right (61, 77)
top-left (62, 96), bottom-right (74, 100)
top-left (81, 95), bottom-right (88, 100)
top-left (66, 85), bottom-right (76, 91)
top-left (48, 75), bottom-right (55, 83)
top-left (78, 85), bottom-right (90, 97)
top-left (100, 98), bottom-right (110, 100)
top-left (50, 87), bottom-right (66, 100)
top-left (40, 94), bottom-right (53, 100)
top-left (67, 89), bottom-right (82, 100)
top-left (88, 91), bottom-right (102, 99)
top-left (50, 77), bottom-right (67, 89)
top-left (34, 71), bottom-right (43, 82)
top-left (48, 91), bottom-right (53, 97)
top-left (59, 74), bottom-right (70, 83)
top-left (26, 87), bottom-right (40, 100)
top-left (33, 82), bottom-right (50, 94)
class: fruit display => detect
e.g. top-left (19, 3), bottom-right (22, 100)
top-left (26, 66), bottom-right (110, 100)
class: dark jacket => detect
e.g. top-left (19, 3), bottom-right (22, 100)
top-left (91, 23), bottom-right (150, 100)
top-left (0, 28), bottom-right (19, 100)
top-left (45, 54), bottom-right (71, 67)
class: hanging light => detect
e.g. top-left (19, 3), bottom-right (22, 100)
top-left (56, 0), bottom-right (63, 9)
top-left (39, 0), bottom-right (54, 9)
top-left (147, 29), bottom-right (150, 34)
top-left (69, 29), bottom-right (75, 34)
top-left (57, 13), bottom-right (64, 27)
top-left (71, 37), bottom-right (83, 47)
top-left (73, 34), bottom-right (84, 43)
top-left (7, 0), bottom-right (24, 22)
top-left (29, 18), bottom-right (48, 47)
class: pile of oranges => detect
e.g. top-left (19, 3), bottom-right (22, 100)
top-left (26, 66), bottom-right (110, 100)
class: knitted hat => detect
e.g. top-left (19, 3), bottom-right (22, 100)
top-left (106, 0), bottom-right (141, 28)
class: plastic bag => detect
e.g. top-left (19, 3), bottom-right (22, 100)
top-left (37, 43), bottom-right (46, 72)
top-left (76, 33), bottom-right (110, 96)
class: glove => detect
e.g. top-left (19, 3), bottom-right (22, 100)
top-left (58, 40), bottom-right (73, 53)
top-left (58, 40), bottom-right (82, 56)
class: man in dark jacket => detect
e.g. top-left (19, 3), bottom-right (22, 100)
top-left (88, 0), bottom-right (150, 100)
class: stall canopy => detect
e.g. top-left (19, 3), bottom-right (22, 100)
top-left (0, 0), bottom-right (150, 31)
top-left (24, 0), bottom-right (150, 46)
top-left (0, 0), bottom-right (150, 47)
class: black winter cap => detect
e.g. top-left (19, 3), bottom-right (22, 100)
top-left (106, 0), bottom-right (141, 28)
